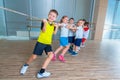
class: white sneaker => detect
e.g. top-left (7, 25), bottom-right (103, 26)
top-left (81, 44), bottom-right (85, 47)
top-left (37, 71), bottom-right (51, 78)
top-left (20, 65), bottom-right (29, 75)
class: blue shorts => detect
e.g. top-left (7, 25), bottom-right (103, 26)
top-left (60, 37), bottom-right (68, 46)
top-left (74, 38), bottom-right (82, 46)
top-left (68, 36), bottom-right (75, 43)
top-left (33, 42), bottom-right (52, 56)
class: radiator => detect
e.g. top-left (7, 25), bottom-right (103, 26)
top-left (16, 31), bottom-right (39, 37)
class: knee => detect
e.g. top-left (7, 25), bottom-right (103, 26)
top-left (66, 46), bottom-right (70, 50)
top-left (48, 52), bottom-right (54, 59)
top-left (31, 55), bottom-right (37, 60)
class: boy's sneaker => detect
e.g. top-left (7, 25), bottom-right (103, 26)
top-left (51, 53), bottom-right (56, 61)
top-left (71, 51), bottom-right (78, 56)
top-left (58, 55), bottom-right (65, 62)
top-left (37, 71), bottom-right (51, 78)
top-left (20, 64), bottom-right (29, 75)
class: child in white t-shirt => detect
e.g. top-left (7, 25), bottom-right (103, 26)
top-left (72, 19), bottom-right (84, 56)
top-left (68, 18), bottom-right (76, 53)
top-left (81, 22), bottom-right (90, 47)
top-left (52, 16), bottom-right (70, 62)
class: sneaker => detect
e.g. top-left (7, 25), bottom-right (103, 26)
top-left (58, 55), bottom-right (65, 62)
top-left (37, 71), bottom-right (51, 78)
top-left (71, 51), bottom-right (78, 56)
top-left (51, 53), bottom-right (56, 61)
top-left (81, 44), bottom-right (85, 48)
top-left (20, 64), bottom-right (29, 75)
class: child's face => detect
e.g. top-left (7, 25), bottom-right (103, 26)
top-left (62, 17), bottom-right (68, 23)
top-left (48, 12), bottom-right (57, 22)
top-left (69, 19), bottom-right (74, 24)
top-left (77, 20), bottom-right (83, 26)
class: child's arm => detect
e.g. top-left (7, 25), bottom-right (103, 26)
top-left (72, 27), bottom-right (77, 32)
top-left (66, 24), bottom-right (71, 29)
top-left (57, 23), bottom-right (64, 27)
top-left (53, 23), bottom-right (59, 34)
top-left (41, 19), bottom-right (47, 32)
top-left (68, 24), bottom-right (77, 32)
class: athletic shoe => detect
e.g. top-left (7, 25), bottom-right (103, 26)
top-left (37, 71), bottom-right (51, 78)
top-left (58, 55), bottom-right (65, 62)
top-left (51, 53), bottom-right (56, 61)
top-left (20, 64), bottom-right (29, 75)
top-left (81, 44), bottom-right (85, 48)
top-left (71, 51), bottom-right (78, 56)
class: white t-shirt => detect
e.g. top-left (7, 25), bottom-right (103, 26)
top-left (75, 26), bottom-right (83, 39)
top-left (60, 23), bottom-right (69, 37)
top-left (83, 29), bottom-right (90, 39)
top-left (68, 24), bottom-right (75, 37)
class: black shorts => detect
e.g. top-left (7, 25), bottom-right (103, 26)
top-left (68, 36), bottom-right (75, 43)
top-left (33, 42), bottom-right (52, 56)
top-left (74, 38), bottom-right (82, 46)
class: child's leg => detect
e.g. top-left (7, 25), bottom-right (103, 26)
top-left (82, 38), bottom-right (86, 45)
top-left (26, 54), bottom-right (37, 65)
top-left (37, 52), bottom-right (53, 78)
top-left (58, 45), bottom-right (69, 62)
top-left (52, 46), bottom-right (63, 61)
top-left (71, 39), bottom-right (82, 56)
top-left (68, 37), bottom-right (73, 50)
top-left (69, 43), bottom-right (73, 50)
top-left (81, 38), bottom-right (86, 47)
top-left (68, 44), bottom-right (73, 53)
top-left (20, 54), bottom-right (37, 75)
top-left (54, 46), bottom-right (63, 54)
top-left (41, 52), bottom-right (53, 69)
top-left (61, 45), bottom-right (69, 55)
top-left (73, 44), bottom-right (76, 51)
top-left (20, 42), bottom-right (44, 75)
top-left (75, 46), bottom-right (79, 52)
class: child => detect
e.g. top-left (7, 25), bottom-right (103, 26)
top-left (68, 18), bottom-right (76, 53)
top-left (77, 19), bottom-right (86, 50)
top-left (52, 16), bottom-right (70, 62)
top-left (81, 22), bottom-right (90, 47)
top-left (72, 19), bottom-right (84, 56)
top-left (20, 9), bottom-right (59, 78)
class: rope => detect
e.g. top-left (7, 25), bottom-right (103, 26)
top-left (0, 6), bottom-right (41, 20)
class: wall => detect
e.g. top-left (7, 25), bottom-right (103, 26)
top-left (0, 0), bottom-right (6, 36)
top-left (0, 0), bottom-right (93, 39)
top-left (92, 0), bottom-right (108, 40)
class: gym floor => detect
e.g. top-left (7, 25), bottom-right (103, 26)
top-left (0, 40), bottom-right (120, 80)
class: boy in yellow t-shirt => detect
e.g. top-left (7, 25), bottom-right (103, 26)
top-left (20, 9), bottom-right (58, 78)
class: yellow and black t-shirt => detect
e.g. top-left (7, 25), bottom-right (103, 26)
top-left (37, 21), bottom-right (55, 45)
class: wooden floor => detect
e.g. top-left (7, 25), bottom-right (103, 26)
top-left (0, 40), bottom-right (120, 80)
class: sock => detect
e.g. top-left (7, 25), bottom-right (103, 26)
top-left (24, 63), bottom-right (29, 66)
top-left (40, 68), bottom-right (45, 73)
